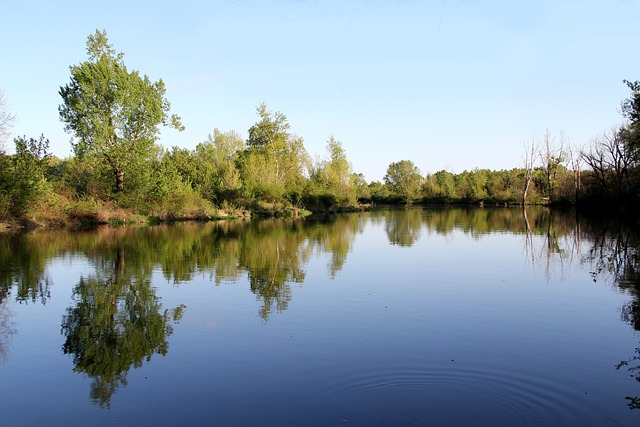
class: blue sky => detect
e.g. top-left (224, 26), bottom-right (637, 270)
top-left (1, 0), bottom-right (639, 182)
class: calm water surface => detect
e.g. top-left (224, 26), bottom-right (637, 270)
top-left (1, 207), bottom-right (639, 426)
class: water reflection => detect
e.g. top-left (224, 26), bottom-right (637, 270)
top-left (241, 220), bottom-right (308, 319)
top-left (384, 207), bottom-right (422, 246)
top-left (61, 248), bottom-right (185, 407)
top-left (0, 208), bottom-right (636, 323)
top-left (584, 218), bottom-right (640, 409)
top-left (0, 298), bottom-right (15, 364)
top-left (0, 234), bottom-right (52, 304)
top-left (0, 207), bottom-right (639, 411)
top-left (0, 233), bottom-right (52, 364)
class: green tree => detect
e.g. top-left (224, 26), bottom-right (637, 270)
top-left (59, 29), bottom-right (183, 195)
top-left (368, 180), bottom-right (391, 201)
top-left (384, 160), bottom-right (423, 204)
top-left (622, 80), bottom-right (640, 123)
top-left (539, 129), bottom-right (566, 202)
top-left (621, 79), bottom-right (640, 149)
top-left (0, 135), bottom-right (51, 219)
top-left (433, 170), bottom-right (457, 202)
top-left (241, 103), bottom-right (308, 202)
top-left (457, 169), bottom-right (488, 202)
top-left (166, 146), bottom-right (201, 191)
top-left (353, 172), bottom-right (371, 201)
top-left (310, 135), bottom-right (357, 206)
top-left (196, 129), bottom-right (244, 202)
top-left (0, 90), bottom-right (16, 218)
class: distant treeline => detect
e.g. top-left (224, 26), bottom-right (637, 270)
top-left (0, 30), bottom-right (638, 228)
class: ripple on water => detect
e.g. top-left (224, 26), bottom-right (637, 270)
top-left (309, 363), bottom-right (590, 427)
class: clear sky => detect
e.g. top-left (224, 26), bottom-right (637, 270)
top-left (1, 0), bottom-right (639, 182)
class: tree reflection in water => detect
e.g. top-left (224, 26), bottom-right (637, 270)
top-left (61, 248), bottom-right (184, 408)
top-left (385, 207), bottom-right (422, 247)
top-left (0, 233), bottom-right (54, 364)
top-left (2, 207), bottom-right (640, 409)
top-left (0, 297), bottom-right (15, 364)
top-left (583, 218), bottom-right (640, 409)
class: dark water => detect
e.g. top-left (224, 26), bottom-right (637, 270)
top-left (1, 207), bottom-right (639, 426)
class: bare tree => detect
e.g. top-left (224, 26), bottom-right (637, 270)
top-left (539, 129), bottom-right (566, 202)
top-left (566, 143), bottom-right (583, 203)
top-left (581, 126), bottom-right (635, 198)
top-left (0, 89), bottom-right (15, 152)
top-left (522, 137), bottom-right (540, 205)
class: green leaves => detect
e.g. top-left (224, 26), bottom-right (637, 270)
top-left (241, 104), bottom-right (308, 202)
top-left (246, 103), bottom-right (291, 149)
top-left (59, 30), bottom-right (182, 195)
top-left (0, 135), bottom-right (51, 218)
top-left (309, 135), bottom-right (357, 207)
top-left (384, 160), bottom-right (423, 204)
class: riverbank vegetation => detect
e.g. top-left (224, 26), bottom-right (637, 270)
top-left (1, 30), bottom-right (638, 230)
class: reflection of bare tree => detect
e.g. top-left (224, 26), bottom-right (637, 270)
top-left (0, 297), bottom-right (16, 364)
top-left (586, 226), bottom-right (639, 326)
top-left (522, 208), bottom-right (579, 282)
top-left (523, 207), bottom-right (535, 267)
top-left (523, 208), bottom-right (557, 278)
top-left (584, 219), bottom-right (640, 408)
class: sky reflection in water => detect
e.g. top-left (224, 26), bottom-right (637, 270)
top-left (0, 207), bottom-right (638, 426)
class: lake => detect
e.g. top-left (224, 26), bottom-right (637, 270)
top-left (1, 206), bottom-right (639, 426)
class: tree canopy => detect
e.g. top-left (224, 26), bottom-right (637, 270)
top-left (621, 79), bottom-right (640, 155)
top-left (241, 103), bottom-right (308, 202)
top-left (310, 135), bottom-right (357, 206)
top-left (384, 160), bottom-right (423, 204)
top-left (59, 29), bottom-right (183, 194)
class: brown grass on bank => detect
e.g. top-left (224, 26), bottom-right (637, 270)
top-left (20, 194), bottom-right (146, 229)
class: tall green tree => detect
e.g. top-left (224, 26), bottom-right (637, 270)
top-left (433, 170), bottom-right (457, 201)
top-left (621, 79), bottom-right (640, 158)
top-left (310, 135), bottom-right (357, 206)
top-left (353, 172), bottom-right (371, 201)
top-left (384, 160), bottom-right (423, 204)
top-left (59, 29), bottom-right (183, 195)
top-left (241, 103), bottom-right (308, 201)
top-left (0, 135), bottom-right (51, 219)
top-left (196, 129), bottom-right (244, 202)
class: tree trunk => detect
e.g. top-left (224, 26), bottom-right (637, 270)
top-left (115, 169), bottom-right (124, 193)
top-left (522, 176), bottom-right (531, 205)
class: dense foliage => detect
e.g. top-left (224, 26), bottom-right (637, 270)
top-left (59, 30), bottom-right (184, 195)
top-left (0, 30), bottom-right (638, 227)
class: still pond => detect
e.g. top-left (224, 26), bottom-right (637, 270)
top-left (1, 207), bottom-right (639, 426)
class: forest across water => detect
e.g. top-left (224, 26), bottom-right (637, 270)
top-left (1, 30), bottom-right (639, 231)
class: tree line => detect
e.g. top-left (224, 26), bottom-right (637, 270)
top-left (0, 30), bottom-right (638, 227)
